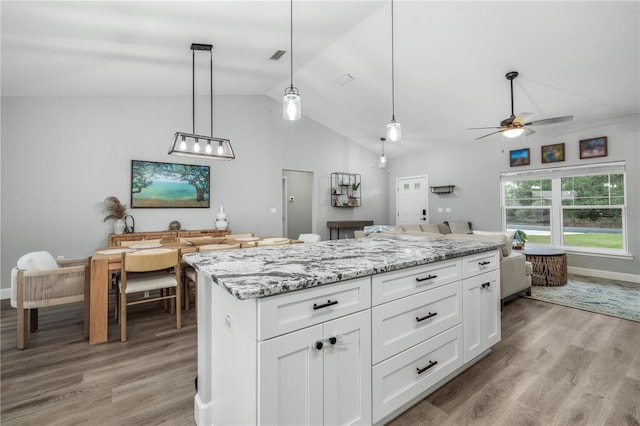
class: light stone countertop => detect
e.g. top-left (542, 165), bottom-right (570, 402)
top-left (183, 234), bottom-right (501, 300)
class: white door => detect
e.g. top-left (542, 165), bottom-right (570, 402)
top-left (323, 310), bottom-right (372, 426)
top-left (258, 325), bottom-right (324, 425)
top-left (396, 176), bottom-right (428, 225)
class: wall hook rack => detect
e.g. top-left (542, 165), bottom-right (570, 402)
top-left (430, 185), bottom-right (455, 194)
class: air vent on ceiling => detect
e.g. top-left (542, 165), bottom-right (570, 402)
top-left (336, 74), bottom-right (354, 86)
top-left (270, 50), bottom-right (286, 60)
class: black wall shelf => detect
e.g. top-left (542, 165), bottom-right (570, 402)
top-left (430, 185), bottom-right (455, 194)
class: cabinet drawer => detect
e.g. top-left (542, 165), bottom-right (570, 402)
top-left (372, 281), bottom-right (462, 364)
top-left (462, 250), bottom-right (499, 279)
top-left (372, 259), bottom-right (461, 306)
top-left (372, 324), bottom-right (463, 423)
top-left (257, 277), bottom-right (371, 340)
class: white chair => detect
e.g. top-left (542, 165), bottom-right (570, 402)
top-left (118, 248), bottom-right (181, 342)
top-left (11, 251), bottom-right (90, 349)
top-left (298, 233), bottom-right (321, 243)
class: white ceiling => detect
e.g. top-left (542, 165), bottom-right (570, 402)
top-left (2, 1), bottom-right (638, 159)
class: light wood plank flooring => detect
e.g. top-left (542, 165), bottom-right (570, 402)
top-left (1, 296), bottom-right (638, 425)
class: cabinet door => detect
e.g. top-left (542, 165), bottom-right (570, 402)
top-left (323, 310), bottom-right (372, 426)
top-left (258, 325), bottom-right (324, 425)
top-left (463, 269), bottom-right (500, 363)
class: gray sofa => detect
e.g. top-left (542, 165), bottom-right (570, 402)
top-left (355, 223), bottom-right (532, 306)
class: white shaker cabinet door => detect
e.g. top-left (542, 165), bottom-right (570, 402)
top-left (258, 324), bottom-right (324, 425)
top-left (463, 269), bottom-right (500, 363)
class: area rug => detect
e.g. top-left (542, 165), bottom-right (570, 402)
top-left (527, 275), bottom-right (640, 322)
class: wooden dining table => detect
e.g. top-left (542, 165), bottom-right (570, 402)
top-left (86, 237), bottom-right (302, 344)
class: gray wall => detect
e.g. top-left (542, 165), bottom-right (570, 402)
top-left (1, 95), bottom-right (391, 291)
top-left (388, 116), bottom-right (640, 277)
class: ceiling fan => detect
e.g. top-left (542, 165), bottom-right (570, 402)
top-left (468, 71), bottom-right (573, 140)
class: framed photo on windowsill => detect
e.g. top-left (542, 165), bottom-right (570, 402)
top-left (579, 136), bottom-right (608, 159)
top-left (510, 148), bottom-right (530, 167)
top-left (541, 142), bottom-right (565, 163)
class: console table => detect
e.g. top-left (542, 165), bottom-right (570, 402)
top-left (108, 229), bottom-right (230, 247)
top-left (327, 220), bottom-right (373, 240)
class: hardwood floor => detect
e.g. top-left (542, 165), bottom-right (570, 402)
top-left (1, 296), bottom-right (638, 425)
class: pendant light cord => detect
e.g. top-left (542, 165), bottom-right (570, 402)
top-left (192, 50), bottom-right (195, 134)
top-left (390, 0), bottom-right (395, 120)
top-left (290, 0), bottom-right (294, 89)
top-left (210, 50), bottom-right (214, 136)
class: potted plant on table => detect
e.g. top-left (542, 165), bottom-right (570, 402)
top-left (513, 229), bottom-right (528, 250)
top-left (103, 196), bottom-right (128, 234)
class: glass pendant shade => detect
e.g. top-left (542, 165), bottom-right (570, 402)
top-left (283, 87), bottom-right (301, 121)
top-left (387, 119), bottom-right (401, 142)
top-left (503, 127), bottom-right (525, 138)
top-left (379, 155), bottom-right (387, 168)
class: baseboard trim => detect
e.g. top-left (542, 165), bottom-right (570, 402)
top-left (0, 288), bottom-right (11, 300)
top-left (568, 266), bottom-right (640, 284)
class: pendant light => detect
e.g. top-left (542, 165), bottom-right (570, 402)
top-left (379, 137), bottom-right (387, 168)
top-left (169, 43), bottom-right (235, 160)
top-left (283, 0), bottom-right (301, 121)
top-left (386, 0), bottom-right (401, 142)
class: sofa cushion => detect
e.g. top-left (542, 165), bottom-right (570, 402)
top-left (419, 223), bottom-right (441, 234)
top-left (473, 231), bottom-right (513, 256)
top-left (445, 221), bottom-right (473, 234)
top-left (400, 224), bottom-right (422, 232)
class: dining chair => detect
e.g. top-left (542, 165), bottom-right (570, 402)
top-left (225, 233), bottom-right (254, 239)
top-left (118, 248), bottom-right (181, 342)
top-left (10, 252), bottom-right (90, 349)
top-left (183, 243), bottom-right (240, 313)
top-left (298, 233), bottom-right (321, 243)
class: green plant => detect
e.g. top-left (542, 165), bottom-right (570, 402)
top-left (103, 196), bottom-right (128, 221)
top-left (351, 182), bottom-right (360, 192)
top-left (515, 229), bottom-right (528, 243)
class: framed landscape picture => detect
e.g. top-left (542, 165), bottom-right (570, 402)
top-left (541, 142), bottom-right (565, 163)
top-left (579, 136), bottom-right (608, 159)
top-left (131, 160), bottom-right (210, 208)
top-left (510, 148), bottom-right (530, 167)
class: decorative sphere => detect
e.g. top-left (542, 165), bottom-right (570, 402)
top-left (169, 220), bottom-right (181, 231)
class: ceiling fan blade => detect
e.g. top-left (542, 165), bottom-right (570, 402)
top-left (467, 126), bottom-right (502, 130)
top-left (474, 130), bottom-right (504, 140)
top-left (524, 127), bottom-right (536, 136)
top-left (525, 115), bottom-right (573, 126)
top-left (513, 112), bottom-right (534, 125)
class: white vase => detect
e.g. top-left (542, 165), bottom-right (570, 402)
top-left (114, 219), bottom-right (126, 234)
top-left (215, 206), bottom-right (229, 230)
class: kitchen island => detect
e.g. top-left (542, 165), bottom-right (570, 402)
top-left (184, 234), bottom-right (503, 426)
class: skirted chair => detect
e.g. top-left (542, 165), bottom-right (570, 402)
top-left (117, 248), bottom-right (182, 342)
top-left (11, 251), bottom-right (90, 349)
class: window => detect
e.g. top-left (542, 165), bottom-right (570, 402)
top-left (501, 162), bottom-right (627, 254)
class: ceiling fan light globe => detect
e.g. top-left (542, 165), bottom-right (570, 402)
top-left (503, 128), bottom-right (525, 138)
top-left (387, 120), bottom-right (401, 142)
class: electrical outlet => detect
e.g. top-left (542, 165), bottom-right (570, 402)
top-left (445, 207), bottom-right (451, 213)
top-left (270, 207), bottom-right (277, 214)
top-left (225, 313), bottom-right (234, 334)
top-left (438, 208), bottom-right (443, 213)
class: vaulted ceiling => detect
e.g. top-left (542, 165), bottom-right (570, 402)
top-left (2, 1), bottom-right (638, 159)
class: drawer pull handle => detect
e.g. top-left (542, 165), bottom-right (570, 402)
top-left (481, 282), bottom-right (491, 289)
top-left (315, 341), bottom-right (324, 350)
top-left (416, 312), bottom-right (438, 322)
top-left (313, 299), bottom-right (338, 310)
top-left (479, 261), bottom-right (491, 266)
top-left (329, 336), bottom-right (337, 345)
top-left (416, 274), bottom-right (437, 282)
top-left (416, 360), bottom-right (438, 374)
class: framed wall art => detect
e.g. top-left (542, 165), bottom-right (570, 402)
top-left (510, 148), bottom-right (530, 167)
top-left (541, 142), bottom-right (565, 163)
top-left (131, 160), bottom-right (210, 208)
top-left (579, 136), bottom-right (608, 159)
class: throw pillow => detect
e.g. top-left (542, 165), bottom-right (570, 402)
top-left (446, 221), bottom-right (473, 234)
top-left (17, 251), bottom-right (59, 271)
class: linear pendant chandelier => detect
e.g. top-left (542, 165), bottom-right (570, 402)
top-left (169, 43), bottom-right (235, 160)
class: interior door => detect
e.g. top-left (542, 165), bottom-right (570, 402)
top-left (282, 170), bottom-right (314, 239)
top-left (396, 176), bottom-right (428, 225)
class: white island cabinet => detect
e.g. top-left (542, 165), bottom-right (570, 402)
top-left (187, 235), bottom-right (502, 426)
